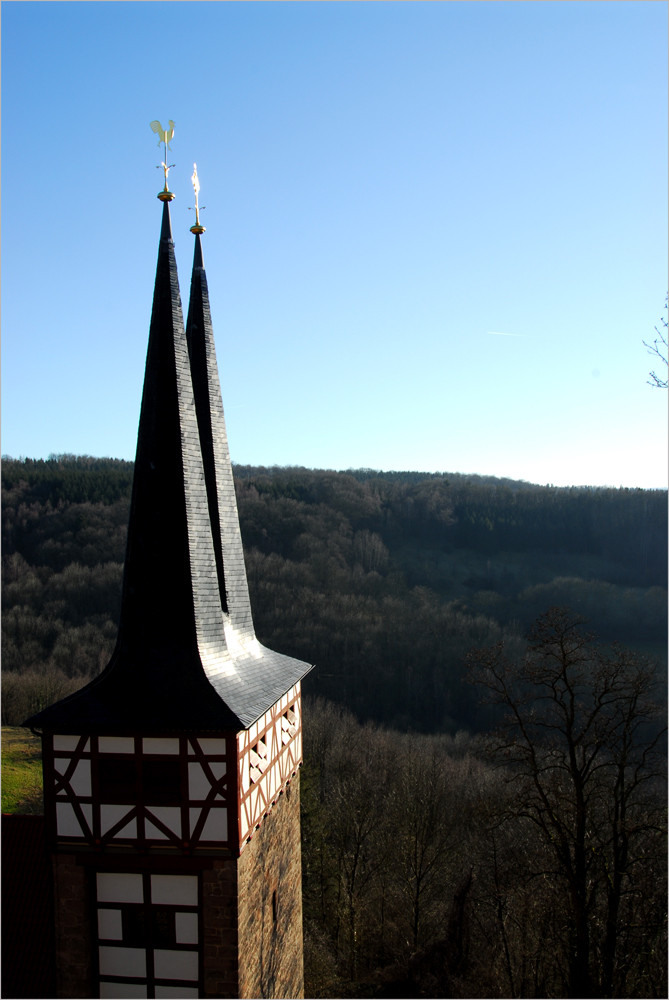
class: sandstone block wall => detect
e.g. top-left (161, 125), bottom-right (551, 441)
top-left (201, 856), bottom-right (239, 998)
top-left (237, 774), bottom-right (304, 1000)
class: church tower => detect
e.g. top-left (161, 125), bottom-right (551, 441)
top-left (24, 150), bottom-right (311, 999)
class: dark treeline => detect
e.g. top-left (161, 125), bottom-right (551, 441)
top-left (2, 459), bottom-right (666, 997)
top-left (2, 456), bottom-right (666, 731)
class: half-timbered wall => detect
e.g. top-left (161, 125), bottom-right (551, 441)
top-left (46, 684), bottom-right (302, 856)
top-left (46, 735), bottom-right (234, 851)
top-left (95, 871), bottom-right (201, 998)
top-left (236, 684), bottom-right (302, 847)
top-left (44, 685), bottom-right (304, 997)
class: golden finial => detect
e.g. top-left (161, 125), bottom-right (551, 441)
top-left (189, 163), bottom-right (206, 234)
top-left (150, 119), bottom-right (176, 201)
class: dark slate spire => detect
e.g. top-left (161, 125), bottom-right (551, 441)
top-left (24, 200), bottom-right (242, 733)
top-left (25, 194), bottom-right (311, 736)
top-left (186, 232), bottom-right (254, 639)
top-left (118, 202), bottom-right (226, 664)
top-left (183, 222), bottom-right (312, 722)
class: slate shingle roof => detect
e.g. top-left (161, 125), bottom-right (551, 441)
top-left (24, 202), bottom-right (311, 735)
top-left (186, 233), bottom-right (255, 638)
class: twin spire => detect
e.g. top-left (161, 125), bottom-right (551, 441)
top-left (25, 146), bottom-right (311, 735)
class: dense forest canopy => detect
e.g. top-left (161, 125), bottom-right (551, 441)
top-left (2, 456), bottom-right (666, 997)
top-left (2, 455), bottom-right (666, 731)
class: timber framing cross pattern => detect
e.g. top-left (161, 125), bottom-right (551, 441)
top-left (43, 683), bottom-right (303, 853)
top-left (237, 685), bottom-right (303, 844)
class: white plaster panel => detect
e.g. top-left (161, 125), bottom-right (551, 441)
top-left (188, 807), bottom-right (202, 837)
top-left (269, 761), bottom-right (279, 801)
top-left (155, 988), bottom-right (198, 999)
top-left (188, 763), bottom-right (206, 799)
top-left (53, 765), bottom-right (70, 796)
top-left (98, 946), bottom-right (146, 977)
top-left (209, 761), bottom-right (226, 782)
top-left (192, 737), bottom-right (226, 756)
top-left (101, 805), bottom-right (136, 838)
top-left (188, 760), bottom-right (227, 799)
top-left (240, 753), bottom-right (249, 792)
top-left (144, 821), bottom-right (167, 840)
top-left (151, 874), bottom-right (198, 906)
top-left (196, 807), bottom-right (228, 842)
top-left (69, 759), bottom-right (92, 796)
top-left (56, 802), bottom-right (78, 837)
top-left (249, 785), bottom-right (260, 822)
top-left (99, 737), bottom-right (134, 754)
top-left (54, 735), bottom-right (87, 752)
top-left (97, 872), bottom-right (143, 903)
top-left (153, 949), bottom-right (199, 981)
top-left (142, 737), bottom-right (179, 755)
top-left (99, 982), bottom-right (148, 998)
top-left (175, 911), bottom-right (199, 944)
top-left (145, 807), bottom-right (181, 840)
top-left (97, 908), bottom-right (123, 940)
top-left (187, 763), bottom-right (209, 800)
top-left (56, 801), bottom-right (92, 838)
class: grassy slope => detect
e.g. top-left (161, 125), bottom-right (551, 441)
top-left (1, 727), bottom-right (43, 814)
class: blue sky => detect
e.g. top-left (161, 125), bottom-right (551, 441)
top-left (2, 1), bottom-right (667, 488)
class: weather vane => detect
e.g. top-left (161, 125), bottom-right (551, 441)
top-left (189, 163), bottom-right (206, 234)
top-left (150, 119), bottom-right (176, 201)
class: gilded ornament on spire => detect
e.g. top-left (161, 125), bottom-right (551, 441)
top-left (189, 163), bottom-right (206, 234)
top-left (150, 119), bottom-right (176, 201)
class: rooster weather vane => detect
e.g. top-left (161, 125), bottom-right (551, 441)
top-left (150, 119), bottom-right (176, 201)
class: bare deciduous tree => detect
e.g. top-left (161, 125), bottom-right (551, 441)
top-left (643, 297), bottom-right (668, 388)
top-left (468, 607), bottom-right (666, 999)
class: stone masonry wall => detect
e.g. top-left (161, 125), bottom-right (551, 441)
top-left (202, 855), bottom-right (240, 998)
top-left (237, 773), bottom-right (305, 1000)
top-left (52, 854), bottom-right (93, 998)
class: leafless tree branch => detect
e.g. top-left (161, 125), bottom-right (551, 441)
top-left (643, 296), bottom-right (668, 388)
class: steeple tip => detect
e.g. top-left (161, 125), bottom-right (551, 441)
top-left (150, 118), bottom-right (176, 201)
top-left (192, 231), bottom-right (204, 268)
top-left (189, 162), bottom-right (206, 235)
top-left (159, 198), bottom-right (173, 240)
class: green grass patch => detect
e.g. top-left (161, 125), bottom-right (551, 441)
top-left (1, 727), bottom-right (43, 814)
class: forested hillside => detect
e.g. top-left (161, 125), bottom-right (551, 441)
top-left (3, 457), bottom-right (666, 997)
top-left (2, 456), bottom-right (666, 731)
